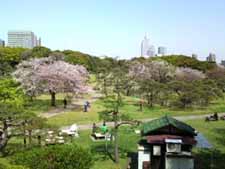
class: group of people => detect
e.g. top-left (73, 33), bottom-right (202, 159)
top-left (92, 121), bottom-right (108, 134)
top-left (206, 112), bottom-right (219, 121)
top-left (62, 98), bottom-right (91, 112)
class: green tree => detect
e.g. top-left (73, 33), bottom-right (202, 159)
top-left (0, 78), bottom-right (34, 153)
top-left (98, 59), bottom-right (139, 163)
top-left (0, 47), bottom-right (26, 75)
top-left (169, 80), bottom-right (222, 108)
top-left (23, 116), bottom-right (47, 145)
top-left (64, 50), bottom-right (100, 72)
top-left (207, 67), bottom-right (225, 92)
top-left (156, 55), bottom-right (216, 72)
top-left (31, 46), bottom-right (51, 58)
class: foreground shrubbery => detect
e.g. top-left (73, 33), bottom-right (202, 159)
top-left (11, 144), bottom-right (93, 169)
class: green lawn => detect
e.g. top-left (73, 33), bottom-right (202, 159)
top-left (46, 95), bottom-right (225, 127)
top-left (73, 127), bottom-right (140, 169)
top-left (47, 99), bottom-right (105, 126)
top-left (187, 120), bottom-right (225, 169)
top-left (25, 93), bottom-right (68, 114)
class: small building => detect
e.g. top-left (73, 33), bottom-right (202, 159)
top-left (138, 116), bottom-right (197, 169)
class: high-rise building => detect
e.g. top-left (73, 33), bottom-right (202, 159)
top-left (7, 31), bottom-right (41, 48)
top-left (0, 39), bottom-right (5, 47)
top-left (158, 46), bottom-right (166, 56)
top-left (192, 54), bottom-right (198, 59)
top-left (221, 60), bottom-right (225, 67)
top-left (206, 53), bottom-right (216, 62)
top-left (141, 35), bottom-right (155, 57)
top-left (37, 38), bottom-right (41, 46)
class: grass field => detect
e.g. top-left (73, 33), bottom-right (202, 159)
top-left (187, 120), bottom-right (225, 169)
top-left (16, 88), bottom-right (225, 168)
top-left (45, 94), bottom-right (225, 127)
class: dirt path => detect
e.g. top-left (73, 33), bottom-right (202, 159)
top-left (40, 89), bottom-right (103, 118)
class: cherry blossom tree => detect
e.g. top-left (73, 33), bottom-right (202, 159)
top-left (175, 67), bottom-right (205, 82)
top-left (129, 60), bottom-right (176, 82)
top-left (129, 60), bottom-right (176, 107)
top-left (13, 57), bottom-right (89, 106)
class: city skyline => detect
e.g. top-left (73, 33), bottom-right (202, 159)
top-left (0, 0), bottom-right (225, 61)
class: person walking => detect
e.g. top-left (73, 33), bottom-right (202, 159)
top-left (63, 98), bottom-right (67, 109)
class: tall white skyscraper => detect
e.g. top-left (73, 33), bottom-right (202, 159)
top-left (8, 31), bottom-right (41, 48)
top-left (141, 35), bottom-right (155, 57)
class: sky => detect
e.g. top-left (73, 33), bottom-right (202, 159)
top-left (0, 0), bottom-right (225, 61)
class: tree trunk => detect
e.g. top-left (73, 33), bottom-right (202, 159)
top-left (50, 91), bottom-right (56, 106)
top-left (140, 102), bottom-right (143, 111)
top-left (114, 114), bottom-right (119, 163)
top-left (150, 92), bottom-right (153, 107)
top-left (126, 88), bottom-right (130, 96)
top-left (30, 96), bottom-right (34, 102)
top-left (0, 120), bottom-right (9, 153)
top-left (28, 130), bottom-right (32, 144)
top-left (147, 93), bottom-right (153, 107)
top-left (23, 123), bottom-right (27, 147)
top-left (103, 79), bottom-right (108, 96)
top-left (37, 136), bottom-right (41, 146)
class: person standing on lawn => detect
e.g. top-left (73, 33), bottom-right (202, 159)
top-left (63, 98), bottom-right (67, 109)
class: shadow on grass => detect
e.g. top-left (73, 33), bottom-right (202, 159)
top-left (24, 99), bottom-right (66, 113)
top-left (194, 149), bottom-right (225, 169)
top-left (213, 128), bottom-right (225, 147)
top-left (90, 144), bottom-right (114, 162)
top-left (90, 143), bottom-right (137, 164)
top-left (3, 142), bottom-right (41, 157)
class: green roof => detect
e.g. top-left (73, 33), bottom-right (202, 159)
top-left (142, 116), bottom-right (196, 136)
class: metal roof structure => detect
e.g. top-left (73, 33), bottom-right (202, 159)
top-left (142, 116), bottom-right (196, 136)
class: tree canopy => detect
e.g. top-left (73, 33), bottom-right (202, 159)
top-left (152, 55), bottom-right (217, 72)
top-left (13, 56), bottom-right (90, 106)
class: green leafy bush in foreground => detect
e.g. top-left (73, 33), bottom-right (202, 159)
top-left (11, 144), bottom-right (93, 169)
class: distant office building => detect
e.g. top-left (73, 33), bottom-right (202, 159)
top-left (192, 54), bottom-right (198, 59)
top-left (221, 60), bottom-right (225, 67)
top-left (8, 31), bottom-right (41, 48)
top-left (147, 45), bottom-right (155, 57)
top-left (0, 39), bottom-right (5, 47)
top-left (158, 46), bottom-right (166, 56)
top-left (206, 53), bottom-right (216, 62)
top-left (141, 35), bottom-right (155, 57)
top-left (37, 38), bottom-right (41, 46)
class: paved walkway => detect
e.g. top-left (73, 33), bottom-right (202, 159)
top-left (64, 113), bottom-right (225, 131)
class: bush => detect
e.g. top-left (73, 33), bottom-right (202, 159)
top-left (12, 144), bottom-right (94, 169)
top-left (0, 162), bottom-right (27, 169)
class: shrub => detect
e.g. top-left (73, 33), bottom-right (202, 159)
top-left (12, 144), bottom-right (93, 169)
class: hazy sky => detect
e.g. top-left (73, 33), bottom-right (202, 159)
top-left (0, 0), bottom-right (225, 61)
